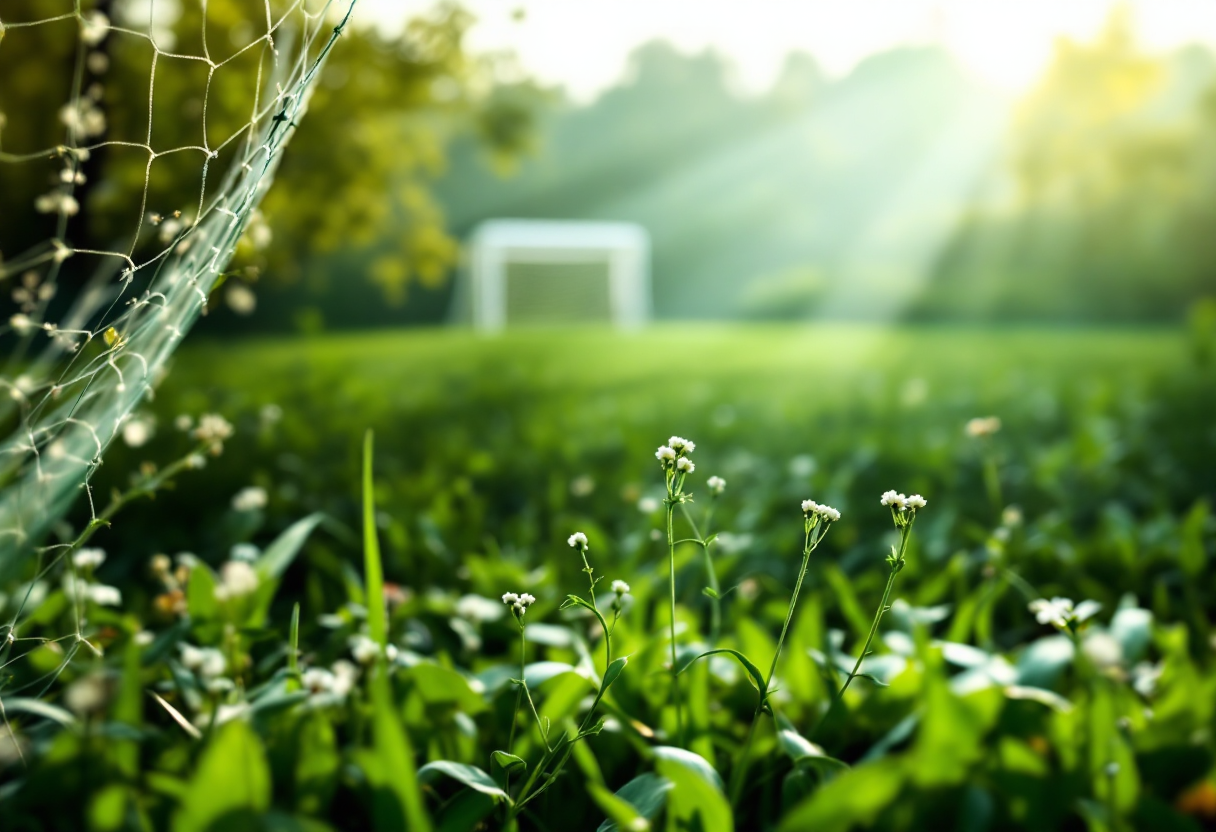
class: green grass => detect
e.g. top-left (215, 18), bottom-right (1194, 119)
top-left (8, 323), bottom-right (1216, 832)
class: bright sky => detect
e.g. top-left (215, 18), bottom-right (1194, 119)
top-left (359, 1), bottom-right (1216, 99)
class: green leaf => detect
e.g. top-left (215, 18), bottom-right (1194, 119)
top-left (592, 773), bottom-right (672, 832)
top-left (490, 751), bottom-right (527, 775)
top-left (778, 758), bottom-right (907, 832)
top-left (363, 430), bottom-right (387, 649)
top-left (776, 719), bottom-right (849, 779)
top-left (855, 673), bottom-right (890, 688)
top-left (287, 603), bottom-right (301, 691)
top-left (1, 697), bottom-right (76, 726)
top-left (367, 667), bottom-right (431, 831)
top-left (652, 746), bottom-right (724, 791)
top-left (434, 790), bottom-right (497, 832)
top-left (656, 754), bottom-right (732, 832)
top-left (677, 648), bottom-right (767, 699)
top-left (418, 761), bottom-right (511, 803)
top-left (702, 587), bottom-right (720, 599)
top-left (256, 512), bottom-right (327, 581)
top-left (173, 720), bottom-right (271, 832)
top-left (402, 664), bottom-right (487, 715)
top-left (185, 563), bottom-right (219, 622)
top-left (1177, 500), bottom-right (1208, 576)
top-left (600, 656), bottom-right (628, 695)
top-left (702, 533), bottom-right (719, 547)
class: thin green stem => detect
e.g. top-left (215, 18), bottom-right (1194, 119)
top-left (579, 549), bottom-right (611, 669)
top-left (729, 524), bottom-right (820, 807)
top-left (837, 526), bottom-right (911, 700)
top-left (506, 626), bottom-right (525, 794)
top-left (666, 502), bottom-right (684, 746)
top-left (680, 503), bottom-right (721, 645)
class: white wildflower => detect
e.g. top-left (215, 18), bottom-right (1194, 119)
top-left (301, 667), bottom-right (335, 694)
top-left (121, 417), bottom-right (152, 448)
top-left (193, 413), bottom-right (234, 451)
top-left (9, 314), bottom-right (36, 336)
top-left (134, 630), bottom-right (155, 646)
top-left (226, 284), bottom-right (257, 316)
top-left (34, 191), bottom-right (80, 216)
top-left (80, 11), bottom-right (110, 46)
top-left (655, 446), bottom-right (676, 465)
top-left (87, 584), bottom-right (122, 606)
top-left (73, 547), bottom-right (106, 569)
top-left (611, 580), bottom-right (630, 595)
top-left (231, 486), bottom-right (268, 512)
top-left (180, 645), bottom-right (225, 678)
top-left (331, 660), bottom-right (358, 697)
top-left (502, 590), bottom-right (536, 620)
top-left (567, 531), bottom-right (588, 550)
top-left (1029, 597), bottom-right (1075, 629)
top-left (880, 490), bottom-right (908, 509)
top-left (818, 504), bottom-right (841, 522)
top-left (65, 673), bottom-right (111, 716)
top-left (349, 634), bottom-right (382, 665)
top-left (668, 436), bottom-right (695, 454)
top-left (706, 476), bottom-right (726, 495)
top-left (213, 560), bottom-right (259, 601)
top-left (906, 494), bottom-right (927, 510)
top-left (675, 456), bottom-right (695, 473)
top-left (801, 499), bottom-right (819, 514)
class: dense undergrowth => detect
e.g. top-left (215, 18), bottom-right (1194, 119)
top-left (2, 324), bottom-right (1215, 831)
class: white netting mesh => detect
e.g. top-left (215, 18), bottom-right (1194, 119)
top-left (0, 1), bottom-right (354, 566)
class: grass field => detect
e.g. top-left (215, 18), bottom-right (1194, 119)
top-left (8, 324), bottom-right (1216, 831)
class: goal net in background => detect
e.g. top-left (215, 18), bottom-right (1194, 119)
top-left (0, 0), bottom-right (354, 571)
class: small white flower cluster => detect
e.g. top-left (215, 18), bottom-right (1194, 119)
top-left (73, 547), bottom-right (106, 570)
top-left (193, 413), bottom-right (234, 454)
top-left (611, 580), bottom-right (630, 595)
top-left (965, 416), bottom-right (1002, 438)
top-left (880, 490), bottom-right (926, 529)
top-left (87, 584), bottom-right (122, 607)
top-left (231, 486), bottom-right (268, 512)
top-left (567, 531), bottom-right (588, 551)
top-left (213, 560), bottom-right (259, 602)
top-left (121, 416), bottom-right (153, 448)
top-left (180, 643), bottom-right (229, 691)
top-left (800, 499), bottom-right (841, 523)
top-left (34, 191), bottom-right (81, 217)
top-left (1029, 597), bottom-right (1101, 632)
top-left (301, 660), bottom-right (357, 699)
top-left (656, 436), bottom-right (696, 473)
top-left (502, 591), bottom-right (537, 620)
top-left (349, 634), bottom-right (399, 665)
top-left (706, 476), bottom-right (726, 495)
top-left (880, 490), bottom-right (926, 511)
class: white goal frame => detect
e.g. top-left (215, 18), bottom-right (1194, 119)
top-left (466, 219), bottom-right (651, 331)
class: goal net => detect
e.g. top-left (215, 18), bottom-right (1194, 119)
top-left (0, 1), bottom-right (354, 566)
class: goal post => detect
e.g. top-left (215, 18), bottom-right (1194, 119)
top-left (463, 219), bottom-right (651, 330)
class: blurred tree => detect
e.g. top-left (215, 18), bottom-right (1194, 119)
top-left (0, 0), bottom-right (538, 309)
top-left (917, 9), bottom-right (1216, 322)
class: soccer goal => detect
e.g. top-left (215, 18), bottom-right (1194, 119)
top-left (463, 219), bottom-right (651, 330)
